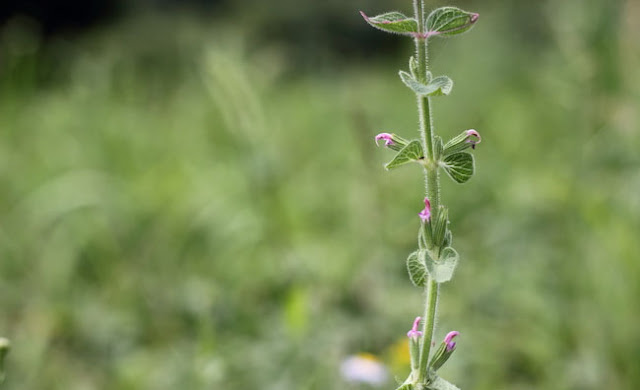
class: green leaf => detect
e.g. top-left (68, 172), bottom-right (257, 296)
top-left (385, 140), bottom-right (424, 170)
top-left (428, 376), bottom-right (461, 390)
top-left (428, 342), bottom-right (452, 372)
top-left (427, 76), bottom-right (454, 96)
top-left (409, 58), bottom-right (432, 82)
top-left (418, 226), bottom-right (427, 250)
top-left (425, 247), bottom-right (459, 283)
top-left (443, 230), bottom-right (453, 248)
top-left (433, 136), bottom-right (444, 163)
top-left (399, 71), bottom-right (453, 97)
top-left (432, 206), bottom-right (449, 248)
top-left (409, 56), bottom-right (419, 79)
top-left (443, 130), bottom-right (474, 156)
top-left (360, 11), bottom-right (419, 35)
top-left (426, 6), bottom-right (479, 37)
top-left (421, 222), bottom-right (434, 250)
top-left (440, 152), bottom-right (474, 183)
top-left (407, 250), bottom-right (428, 287)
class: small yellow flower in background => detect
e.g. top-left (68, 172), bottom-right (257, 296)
top-left (386, 337), bottom-right (412, 376)
top-left (340, 353), bottom-right (389, 386)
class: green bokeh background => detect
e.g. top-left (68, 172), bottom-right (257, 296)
top-left (1, 0), bottom-right (639, 389)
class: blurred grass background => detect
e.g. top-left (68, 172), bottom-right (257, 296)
top-left (1, 0), bottom-right (639, 389)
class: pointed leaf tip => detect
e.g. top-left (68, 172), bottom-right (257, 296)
top-left (426, 7), bottom-right (479, 37)
top-left (384, 140), bottom-right (424, 170)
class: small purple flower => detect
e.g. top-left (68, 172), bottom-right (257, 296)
top-left (407, 317), bottom-right (423, 339)
top-left (375, 133), bottom-right (394, 147)
top-left (465, 129), bottom-right (481, 149)
top-left (444, 331), bottom-right (460, 351)
top-left (418, 198), bottom-right (431, 222)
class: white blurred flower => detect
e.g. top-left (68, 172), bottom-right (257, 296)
top-left (340, 353), bottom-right (388, 386)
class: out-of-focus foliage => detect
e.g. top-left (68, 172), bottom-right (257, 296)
top-left (0, 0), bottom-right (639, 389)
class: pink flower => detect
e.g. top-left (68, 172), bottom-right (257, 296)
top-left (375, 133), bottom-right (394, 147)
top-left (407, 317), bottom-right (423, 339)
top-left (418, 198), bottom-right (431, 222)
top-left (465, 129), bottom-right (481, 149)
top-left (444, 331), bottom-right (459, 351)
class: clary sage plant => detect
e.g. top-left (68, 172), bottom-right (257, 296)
top-left (361, 2), bottom-right (480, 390)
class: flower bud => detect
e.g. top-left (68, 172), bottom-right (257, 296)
top-left (443, 129), bottom-right (481, 156)
top-left (444, 331), bottom-right (459, 351)
top-left (406, 317), bottom-right (422, 372)
top-left (374, 133), bottom-right (408, 152)
top-left (465, 129), bottom-right (481, 149)
top-left (428, 331), bottom-right (460, 372)
top-left (418, 198), bottom-right (431, 223)
top-left (406, 316), bottom-right (423, 339)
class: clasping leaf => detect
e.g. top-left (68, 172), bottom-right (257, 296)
top-left (399, 71), bottom-right (453, 97)
top-left (440, 152), bottom-right (475, 184)
top-left (424, 247), bottom-right (459, 283)
top-left (408, 247), bottom-right (459, 285)
top-left (427, 376), bottom-right (461, 390)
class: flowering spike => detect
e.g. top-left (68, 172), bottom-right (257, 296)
top-left (363, 3), bottom-right (480, 387)
top-left (407, 316), bottom-right (423, 339)
top-left (444, 331), bottom-right (460, 351)
top-left (418, 198), bottom-right (431, 222)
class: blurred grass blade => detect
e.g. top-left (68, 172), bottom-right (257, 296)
top-left (0, 338), bottom-right (10, 383)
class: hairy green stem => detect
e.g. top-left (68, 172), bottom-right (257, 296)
top-left (413, 0), bottom-right (442, 384)
top-left (414, 0), bottom-right (426, 83)
top-left (418, 279), bottom-right (439, 383)
top-left (417, 97), bottom-right (434, 166)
